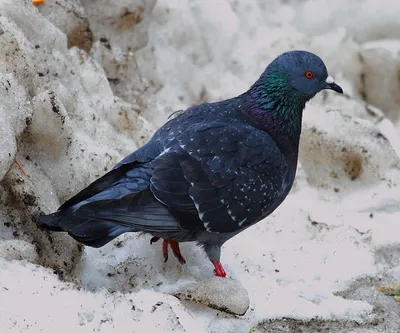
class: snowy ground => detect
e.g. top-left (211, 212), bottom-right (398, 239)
top-left (0, 0), bottom-right (400, 332)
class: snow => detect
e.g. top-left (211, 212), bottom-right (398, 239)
top-left (0, 259), bottom-right (204, 333)
top-left (174, 276), bottom-right (250, 316)
top-left (0, 0), bottom-right (400, 332)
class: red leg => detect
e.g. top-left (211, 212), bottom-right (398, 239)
top-left (169, 241), bottom-right (186, 264)
top-left (150, 236), bottom-right (186, 264)
top-left (210, 259), bottom-right (226, 278)
top-left (162, 239), bottom-right (169, 262)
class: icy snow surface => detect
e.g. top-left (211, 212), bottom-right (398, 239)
top-left (0, 0), bottom-right (400, 332)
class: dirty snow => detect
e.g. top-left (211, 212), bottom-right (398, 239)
top-left (0, 0), bottom-right (400, 332)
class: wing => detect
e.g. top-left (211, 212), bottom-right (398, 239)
top-left (59, 139), bottom-right (159, 210)
top-left (53, 114), bottom-right (289, 239)
top-left (73, 187), bottom-right (183, 233)
top-left (150, 121), bottom-right (291, 233)
top-left (59, 161), bottom-right (142, 210)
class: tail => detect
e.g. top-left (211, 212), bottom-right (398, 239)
top-left (37, 210), bottom-right (134, 248)
top-left (37, 211), bottom-right (64, 231)
top-left (36, 162), bottom-right (154, 247)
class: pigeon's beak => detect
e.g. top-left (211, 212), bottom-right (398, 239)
top-left (324, 76), bottom-right (343, 94)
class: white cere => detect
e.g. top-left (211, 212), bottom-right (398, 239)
top-left (326, 76), bottom-right (334, 84)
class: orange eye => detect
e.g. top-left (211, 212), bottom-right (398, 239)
top-left (305, 71), bottom-right (314, 79)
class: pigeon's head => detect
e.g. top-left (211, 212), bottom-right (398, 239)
top-left (267, 50), bottom-right (343, 98)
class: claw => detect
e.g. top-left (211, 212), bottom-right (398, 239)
top-left (162, 239), bottom-right (169, 262)
top-left (151, 236), bottom-right (186, 265)
top-left (150, 236), bottom-right (160, 244)
top-left (169, 241), bottom-right (186, 264)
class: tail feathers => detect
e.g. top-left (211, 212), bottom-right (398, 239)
top-left (37, 210), bottom-right (135, 248)
top-left (37, 211), bottom-right (64, 231)
top-left (70, 223), bottom-right (134, 248)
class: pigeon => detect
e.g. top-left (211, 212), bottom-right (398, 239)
top-left (37, 50), bottom-right (343, 277)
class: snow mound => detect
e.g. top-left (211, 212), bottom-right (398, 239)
top-left (0, 0), bottom-right (400, 332)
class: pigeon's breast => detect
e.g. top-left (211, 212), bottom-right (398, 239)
top-left (255, 153), bottom-right (294, 217)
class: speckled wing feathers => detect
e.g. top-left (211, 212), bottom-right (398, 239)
top-left (74, 188), bottom-right (182, 232)
top-left (58, 162), bottom-right (141, 210)
top-left (150, 121), bottom-right (288, 233)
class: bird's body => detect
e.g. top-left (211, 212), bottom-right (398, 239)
top-left (38, 51), bottom-right (343, 277)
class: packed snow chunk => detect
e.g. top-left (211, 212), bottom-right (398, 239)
top-left (84, 0), bottom-right (160, 108)
top-left (82, 0), bottom-right (155, 52)
top-left (0, 77), bottom-right (19, 181)
top-left (360, 39), bottom-right (400, 122)
top-left (30, 90), bottom-right (73, 158)
top-left (37, 0), bottom-right (93, 52)
top-left (108, 98), bottom-right (155, 147)
top-left (0, 0), bottom-right (67, 53)
top-left (0, 19), bottom-right (35, 181)
top-left (133, 290), bottom-right (207, 333)
top-left (300, 106), bottom-right (400, 195)
top-left (0, 15), bottom-right (39, 96)
top-left (310, 95), bottom-right (400, 158)
top-left (311, 94), bottom-right (385, 126)
top-left (189, 0), bottom-right (239, 62)
top-left (0, 259), bottom-right (205, 333)
top-left (0, 239), bottom-right (38, 263)
top-left (252, 317), bottom-right (372, 333)
top-left (174, 277), bottom-right (250, 316)
top-left (0, 169), bottom-right (83, 275)
top-left (293, 0), bottom-right (400, 43)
